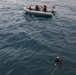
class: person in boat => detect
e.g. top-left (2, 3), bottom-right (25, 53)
top-left (40, 6), bottom-right (43, 11)
top-left (43, 4), bottom-right (47, 12)
top-left (55, 56), bottom-right (62, 65)
top-left (51, 6), bottom-right (56, 13)
top-left (28, 6), bottom-right (31, 10)
top-left (35, 5), bottom-right (40, 11)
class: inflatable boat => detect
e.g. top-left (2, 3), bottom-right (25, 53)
top-left (24, 6), bottom-right (56, 17)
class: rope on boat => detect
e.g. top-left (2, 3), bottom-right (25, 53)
top-left (51, 64), bottom-right (59, 75)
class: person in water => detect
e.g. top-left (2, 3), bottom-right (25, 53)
top-left (55, 56), bottom-right (62, 65)
top-left (43, 4), bottom-right (47, 12)
top-left (35, 5), bottom-right (39, 11)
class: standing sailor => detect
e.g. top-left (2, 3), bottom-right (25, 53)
top-left (43, 4), bottom-right (47, 12)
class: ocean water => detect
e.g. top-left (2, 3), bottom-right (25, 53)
top-left (0, 0), bottom-right (76, 75)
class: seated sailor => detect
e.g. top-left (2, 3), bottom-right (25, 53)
top-left (28, 6), bottom-right (31, 10)
top-left (35, 5), bottom-right (39, 11)
top-left (51, 6), bottom-right (56, 13)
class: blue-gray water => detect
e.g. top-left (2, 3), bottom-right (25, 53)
top-left (0, 0), bottom-right (76, 75)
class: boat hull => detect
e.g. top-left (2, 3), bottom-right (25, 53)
top-left (24, 7), bottom-right (53, 17)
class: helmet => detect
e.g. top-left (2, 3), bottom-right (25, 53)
top-left (44, 4), bottom-right (46, 7)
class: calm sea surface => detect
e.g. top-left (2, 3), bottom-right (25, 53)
top-left (0, 0), bottom-right (76, 75)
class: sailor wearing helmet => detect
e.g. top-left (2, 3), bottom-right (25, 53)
top-left (43, 4), bottom-right (47, 12)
